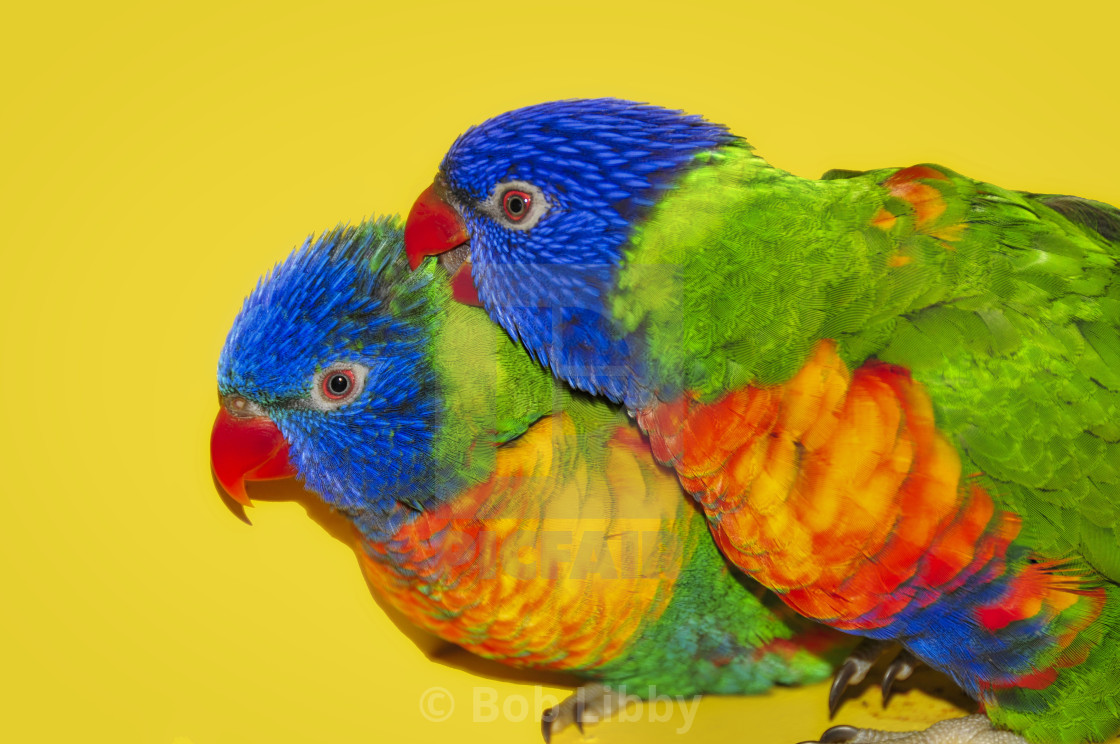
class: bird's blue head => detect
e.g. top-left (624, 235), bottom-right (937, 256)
top-left (404, 98), bottom-right (739, 405)
top-left (212, 219), bottom-right (447, 536)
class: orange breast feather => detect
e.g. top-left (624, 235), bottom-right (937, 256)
top-left (359, 414), bottom-right (697, 670)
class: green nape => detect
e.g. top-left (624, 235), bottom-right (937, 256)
top-left (591, 511), bottom-right (841, 696)
top-left (426, 262), bottom-right (562, 490)
top-left (348, 217), bottom-right (560, 496)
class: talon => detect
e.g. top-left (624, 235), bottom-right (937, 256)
top-left (540, 683), bottom-right (616, 738)
top-left (829, 659), bottom-right (858, 717)
top-left (881, 649), bottom-right (917, 708)
top-left (541, 707), bottom-right (556, 743)
top-left (830, 639), bottom-right (885, 716)
top-left (820, 724), bottom-right (860, 743)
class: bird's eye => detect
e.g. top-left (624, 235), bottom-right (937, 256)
top-left (311, 363), bottom-right (367, 410)
top-left (322, 370), bottom-right (354, 400)
top-left (487, 180), bottom-right (548, 230)
top-left (502, 190), bottom-right (532, 221)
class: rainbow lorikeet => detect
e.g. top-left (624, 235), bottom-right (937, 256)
top-left (403, 98), bottom-right (1120, 744)
top-left (209, 218), bottom-right (854, 740)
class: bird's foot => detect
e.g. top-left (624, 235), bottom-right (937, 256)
top-left (830, 639), bottom-right (920, 715)
top-left (540, 683), bottom-right (624, 742)
top-left (799, 715), bottom-right (1028, 744)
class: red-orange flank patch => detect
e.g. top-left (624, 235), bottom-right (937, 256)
top-left (638, 341), bottom-right (1015, 628)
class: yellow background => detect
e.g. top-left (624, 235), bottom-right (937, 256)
top-left (3, 1), bottom-right (1117, 742)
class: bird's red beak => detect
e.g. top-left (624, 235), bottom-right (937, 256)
top-left (210, 402), bottom-right (297, 506)
top-left (404, 184), bottom-right (468, 269)
top-left (404, 183), bottom-right (480, 306)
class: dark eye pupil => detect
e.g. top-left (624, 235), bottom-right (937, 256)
top-left (328, 374), bottom-right (350, 395)
top-left (507, 196), bottom-right (524, 214)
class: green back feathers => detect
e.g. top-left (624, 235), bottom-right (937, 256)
top-left (873, 183), bottom-right (1120, 575)
top-left (1028, 194), bottom-right (1120, 243)
top-left (612, 147), bottom-right (954, 397)
top-left (615, 150), bottom-right (1120, 578)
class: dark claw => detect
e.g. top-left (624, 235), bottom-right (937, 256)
top-left (820, 724), bottom-right (860, 743)
top-left (881, 663), bottom-right (901, 708)
top-left (830, 639), bottom-right (888, 716)
top-left (573, 698), bottom-right (585, 734)
top-left (829, 659), bottom-right (858, 717)
top-left (881, 650), bottom-right (917, 708)
top-left (540, 707), bottom-right (556, 743)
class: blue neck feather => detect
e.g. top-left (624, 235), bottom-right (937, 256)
top-left (440, 98), bottom-right (739, 408)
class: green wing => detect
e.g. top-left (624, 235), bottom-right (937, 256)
top-left (614, 149), bottom-right (1120, 576)
top-left (874, 178), bottom-right (1120, 577)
